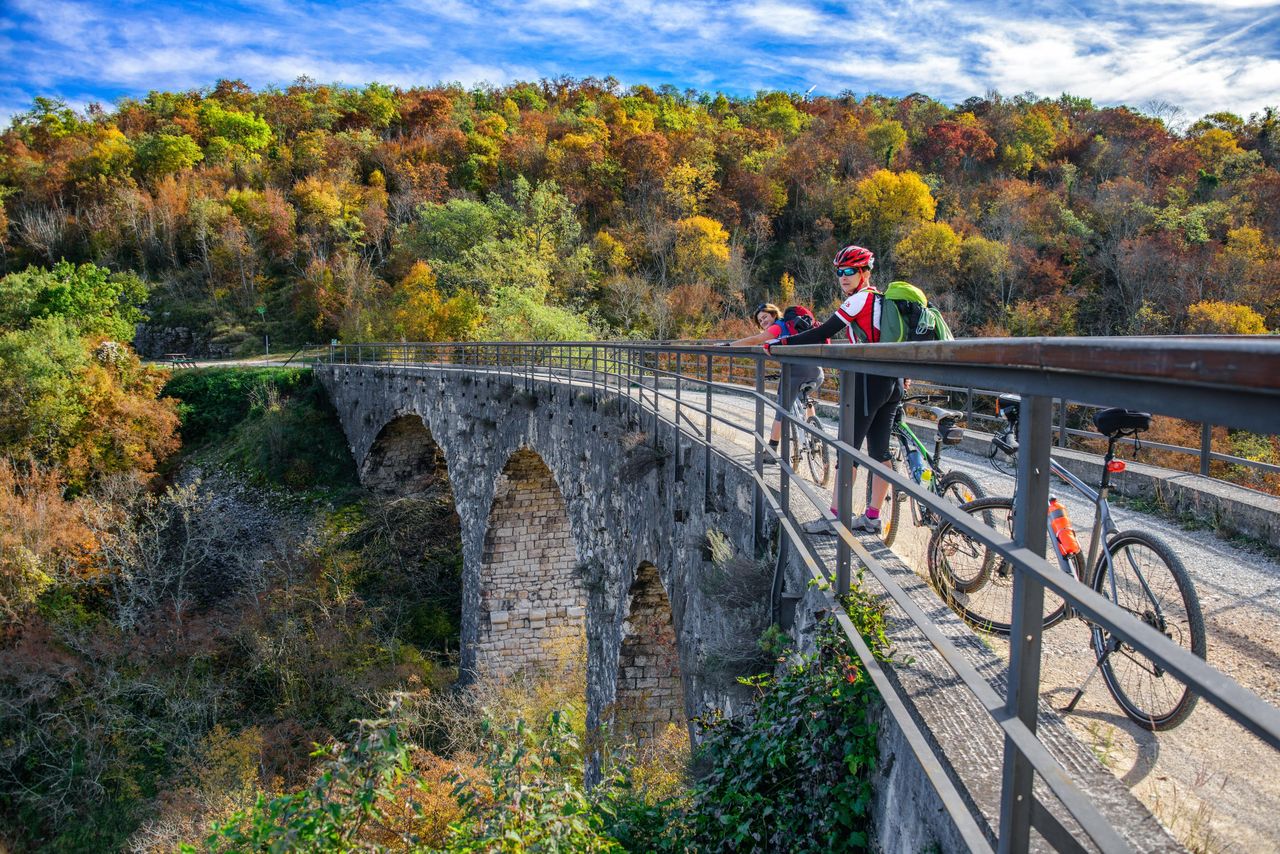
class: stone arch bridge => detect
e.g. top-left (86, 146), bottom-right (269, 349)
top-left (319, 358), bottom-right (768, 745)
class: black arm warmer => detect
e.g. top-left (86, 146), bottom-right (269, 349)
top-left (780, 313), bottom-right (846, 346)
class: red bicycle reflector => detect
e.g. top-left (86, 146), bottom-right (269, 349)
top-left (1106, 460), bottom-right (1126, 473)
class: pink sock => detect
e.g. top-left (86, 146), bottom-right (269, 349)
top-left (865, 507), bottom-right (881, 520)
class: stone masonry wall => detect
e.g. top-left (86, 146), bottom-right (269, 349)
top-left (477, 448), bottom-right (586, 677)
top-left (361, 414), bottom-right (445, 497)
top-left (614, 562), bottom-right (686, 745)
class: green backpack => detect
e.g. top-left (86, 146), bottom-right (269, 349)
top-left (860, 281), bottom-right (954, 343)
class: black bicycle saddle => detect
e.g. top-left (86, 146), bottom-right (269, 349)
top-left (1093, 408), bottom-right (1151, 437)
top-left (925, 405), bottom-right (963, 422)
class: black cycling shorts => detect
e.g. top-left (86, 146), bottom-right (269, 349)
top-left (851, 373), bottom-right (902, 463)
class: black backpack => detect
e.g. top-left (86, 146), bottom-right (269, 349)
top-left (779, 305), bottom-right (815, 337)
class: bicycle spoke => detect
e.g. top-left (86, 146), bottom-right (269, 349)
top-left (1091, 532), bottom-right (1205, 730)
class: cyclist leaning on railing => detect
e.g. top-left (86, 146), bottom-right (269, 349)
top-left (766, 245), bottom-right (902, 536)
top-left (728, 302), bottom-right (825, 464)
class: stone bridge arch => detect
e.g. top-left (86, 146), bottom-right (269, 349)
top-left (613, 561), bottom-right (687, 746)
top-left (359, 412), bottom-right (447, 496)
top-left (477, 447), bottom-right (586, 678)
top-left (320, 364), bottom-right (768, 752)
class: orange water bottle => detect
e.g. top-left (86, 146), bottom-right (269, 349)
top-left (1047, 498), bottom-right (1081, 556)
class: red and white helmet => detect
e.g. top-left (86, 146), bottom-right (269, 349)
top-left (833, 245), bottom-right (874, 270)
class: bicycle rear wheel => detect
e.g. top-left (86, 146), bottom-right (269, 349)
top-left (1091, 531), bottom-right (1206, 730)
top-left (805, 416), bottom-right (831, 486)
top-left (868, 432), bottom-right (904, 546)
top-left (927, 496), bottom-right (1076, 634)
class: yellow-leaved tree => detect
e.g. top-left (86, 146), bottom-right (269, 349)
top-left (1186, 300), bottom-right (1268, 334)
top-left (390, 262), bottom-right (483, 342)
top-left (673, 215), bottom-right (731, 287)
top-left (894, 221), bottom-right (961, 291)
top-left (845, 169), bottom-right (936, 278)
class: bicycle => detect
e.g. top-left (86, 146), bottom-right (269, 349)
top-left (872, 394), bottom-right (984, 547)
top-left (788, 379), bottom-right (831, 486)
top-left (927, 394), bottom-right (1207, 730)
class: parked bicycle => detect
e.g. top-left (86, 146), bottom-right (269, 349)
top-left (788, 379), bottom-right (831, 486)
top-left (873, 394), bottom-right (984, 546)
top-left (928, 394), bottom-right (1207, 729)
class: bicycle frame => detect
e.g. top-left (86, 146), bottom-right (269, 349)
top-left (1001, 425), bottom-right (1163, 626)
top-left (893, 398), bottom-right (954, 481)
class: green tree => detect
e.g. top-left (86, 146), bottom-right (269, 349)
top-left (866, 120), bottom-right (907, 168)
top-left (0, 261), bottom-right (148, 341)
top-left (478, 281), bottom-right (594, 341)
top-left (134, 132), bottom-right (204, 179)
top-left (200, 100), bottom-right (274, 163)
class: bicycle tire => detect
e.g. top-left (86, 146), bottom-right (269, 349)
top-left (1090, 531), bottom-right (1206, 730)
top-left (805, 416), bottom-right (831, 486)
top-left (927, 496), bottom-right (1078, 634)
top-left (869, 432), bottom-right (904, 546)
top-left (989, 428), bottom-right (1018, 476)
top-left (911, 469), bottom-right (985, 529)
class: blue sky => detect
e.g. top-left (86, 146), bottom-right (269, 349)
top-left (1, 0), bottom-right (1278, 126)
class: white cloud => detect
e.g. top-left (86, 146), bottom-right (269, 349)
top-left (740, 2), bottom-right (827, 37)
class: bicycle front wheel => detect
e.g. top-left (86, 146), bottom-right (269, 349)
top-left (805, 416), bottom-right (831, 486)
top-left (868, 433), bottom-right (904, 546)
top-left (916, 469), bottom-right (986, 529)
top-left (927, 496), bottom-right (1076, 634)
top-left (1091, 531), bottom-right (1206, 730)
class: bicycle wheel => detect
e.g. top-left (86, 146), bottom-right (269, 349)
top-left (868, 432), bottom-right (904, 546)
top-left (1091, 531), bottom-right (1206, 730)
top-left (804, 416), bottom-right (831, 486)
top-left (927, 496), bottom-right (1077, 634)
top-left (916, 469), bottom-right (987, 530)
top-left (989, 429), bottom-right (1018, 476)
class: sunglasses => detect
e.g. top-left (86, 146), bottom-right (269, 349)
top-left (836, 267), bottom-right (865, 278)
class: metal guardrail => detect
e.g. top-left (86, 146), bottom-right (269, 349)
top-left (323, 336), bottom-right (1280, 853)
top-left (904, 380), bottom-right (1280, 481)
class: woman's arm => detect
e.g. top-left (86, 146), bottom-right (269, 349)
top-left (729, 329), bottom-right (774, 346)
top-left (775, 313), bottom-right (846, 346)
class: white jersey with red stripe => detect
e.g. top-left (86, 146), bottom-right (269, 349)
top-left (835, 288), bottom-right (881, 343)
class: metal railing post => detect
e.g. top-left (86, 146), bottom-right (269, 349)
top-left (998, 393), bottom-right (1053, 854)
top-left (1057, 398), bottom-right (1069, 447)
top-left (752, 355), bottom-right (765, 546)
top-left (778, 361), bottom-right (793, 556)
top-left (1201, 423), bottom-right (1212, 477)
top-left (836, 368), bottom-right (856, 596)
top-left (704, 353), bottom-right (713, 510)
